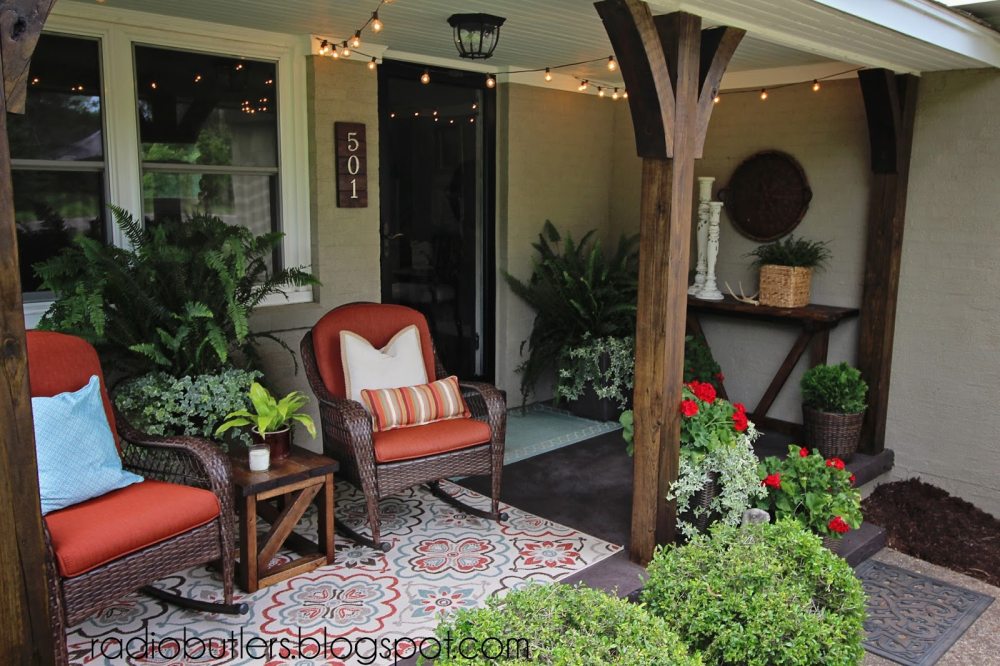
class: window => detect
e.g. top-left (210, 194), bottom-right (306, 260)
top-left (134, 46), bottom-right (281, 265)
top-left (9, 34), bottom-right (106, 298)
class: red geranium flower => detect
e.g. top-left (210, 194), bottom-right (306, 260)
top-left (825, 458), bottom-right (846, 470)
top-left (799, 447), bottom-right (810, 458)
top-left (828, 516), bottom-right (851, 534)
top-left (680, 399), bottom-right (699, 417)
top-left (715, 372), bottom-right (725, 382)
top-left (849, 474), bottom-right (856, 485)
top-left (762, 473), bottom-right (782, 489)
top-left (692, 382), bottom-right (717, 403)
top-left (733, 410), bottom-right (748, 432)
top-left (734, 402), bottom-right (746, 415)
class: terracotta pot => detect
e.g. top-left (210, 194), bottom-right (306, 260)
top-left (802, 406), bottom-right (864, 462)
top-left (252, 426), bottom-right (291, 462)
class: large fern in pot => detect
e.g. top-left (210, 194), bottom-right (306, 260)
top-left (35, 205), bottom-right (317, 379)
top-left (504, 220), bottom-right (639, 405)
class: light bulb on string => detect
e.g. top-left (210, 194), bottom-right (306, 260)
top-left (713, 92), bottom-right (721, 104)
top-left (420, 70), bottom-right (430, 85)
top-left (544, 68), bottom-right (552, 82)
top-left (369, 57), bottom-right (377, 70)
top-left (331, 43), bottom-right (340, 58)
top-left (612, 87), bottom-right (620, 100)
top-left (352, 31), bottom-right (362, 48)
top-left (598, 86), bottom-right (604, 97)
top-left (318, 39), bottom-right (331, 56)
top-left (760, 89), bottom-right (768, 100)
top-left (623, 90), bottom-right (628, 99)
top-left (485, 74), bottom-right (496, 88)
top-left (578, 79), bottom-right (589, 92)
top-left (340, 41), bottom-right (351, 58)
top-left (371, 11), bottom-right (383, 32)
top-left (607, 56), bottom-right (617, 71)
top-left (812, 79), bottom-right (821, 92)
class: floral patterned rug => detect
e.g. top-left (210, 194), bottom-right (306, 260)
top-left (66, 480), bottom-right (621, 665)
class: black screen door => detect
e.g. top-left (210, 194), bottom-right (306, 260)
top-left (378, 61), bottom-right (495, 380)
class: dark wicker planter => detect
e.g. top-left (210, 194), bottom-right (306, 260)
top-left (564, 387), bottom-right (622, 422)
top-left (679, 471), bottom-right (721, 535)
top-left (253, 427), bottom-right (291, 461)
top-left (821, 534), bottom-right (844, 554)
top-left (802, 406), bottom-right (864, 462)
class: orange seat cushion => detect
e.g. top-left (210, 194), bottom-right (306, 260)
top-left (373, 418), bottom-right (491, 463)
top-left (45, 480), bottom-right (220, 578)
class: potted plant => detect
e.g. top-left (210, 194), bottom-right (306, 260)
top-left (556, 334), bottom-right (634, 421)
top-left (800, 362), bottom-right (868, 461)
top-left (747, 234), bottom-right (831, 308)
top-left (504, 221), bottom-right (639, 409)
top-left (216, 382), bottom-right (317, 463)
top-left (756, 445), bottom-right (862, 552)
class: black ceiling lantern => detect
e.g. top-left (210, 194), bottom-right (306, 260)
top-left (447, 13), bottom-right (506, 60)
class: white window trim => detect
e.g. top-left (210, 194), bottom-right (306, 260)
top-left (24, 3), bottom-right (313, 328)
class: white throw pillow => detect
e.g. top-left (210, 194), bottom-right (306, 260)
top-left (340, 325), bottom-right (429, 405)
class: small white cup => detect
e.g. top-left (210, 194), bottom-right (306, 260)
top-left (248, 443), bottom-right (270, 472)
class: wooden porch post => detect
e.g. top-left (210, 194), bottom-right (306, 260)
top-left (856, 69), bottom-right (918, 454)
top-left (595, 0), bottom-right (743, 564)
top-left (0, 1), bottom-right (58, 663)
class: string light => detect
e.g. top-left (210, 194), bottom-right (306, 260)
top-left (612, 87), bottom-right (619, 100)
top-left (150, 81), bottom-right (157, 90)
top-left (812, 79), bottom-right (821, 92)
top-left (194, 74), bottom-right (202, 83)
top-left (369, 57), bottom-right (377, 70)
top-left (371, 11), bottom-right (383, 32)
top-left (760, 89), bottom-right (768, 100)
top-left (485, 74), bottom-right (496, 88)
top-left (420, 70), bottom-right (430, 84)
top-left (340, 41), bottom-right (351, 58)
top-left (31, 77), bottom-right (39, 85)
top-left (607, 56), bottom-right (617, 71)
top-left (331, 44), bottom-right (340, 58)
top-left (578, 80), bottom-right (589, 91)
top-left (623, 90), bottom-right (628, 99)
top-left (713, 93), bottom-right (720, 104)
top-left (598, 86), bottom-right (605, 97)
top-left (318, 40), bottom-right (331, 56)
top-left (352, 31), bottom-right (362, 48)
top-left (544, 67), bottom-right (552, 82)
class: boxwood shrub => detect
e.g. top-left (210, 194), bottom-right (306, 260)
top-left (642, 519), bottom-right (866, 666)
top-left (425, 583), bottom-right (701, 665)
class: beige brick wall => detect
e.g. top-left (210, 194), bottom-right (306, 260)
top-left (252, 56), bottom-right (381, 452)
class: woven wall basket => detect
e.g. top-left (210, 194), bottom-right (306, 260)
top-left (759, 264), bottom-right (813, 308)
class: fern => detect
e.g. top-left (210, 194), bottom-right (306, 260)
top-left (36, 207), bottom-right (319, 379)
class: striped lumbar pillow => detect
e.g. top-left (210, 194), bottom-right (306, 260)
top-left (360, 376), bottom-right (471, 432)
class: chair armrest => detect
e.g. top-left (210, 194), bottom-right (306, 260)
top-left (460, 381), bottom-right (507, 447)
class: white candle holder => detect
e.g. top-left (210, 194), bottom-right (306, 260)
top-left (696, 201), bottom-right (725, 301)
top-left (689, 177), bottom-right (715, 295)
top-left (249, 443), bottom-right (270, 472)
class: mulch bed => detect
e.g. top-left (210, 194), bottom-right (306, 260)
top-left (863, 478), bottom-right (1000, 588)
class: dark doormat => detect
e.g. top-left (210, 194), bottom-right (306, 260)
top-left (857, 559), bottom-right (994, 666)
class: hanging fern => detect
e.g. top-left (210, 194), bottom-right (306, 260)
top-left (35, 206), bottom-right (317, 379)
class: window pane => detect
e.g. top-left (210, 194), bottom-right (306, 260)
top-left (142, 171), bottom-right (278, 237)
top-left (14, 170), bottom-right (105, 295)
top-left (135, 46), bottom-right (278, 168)
top-left (8, 34), bottom-right (103, 161)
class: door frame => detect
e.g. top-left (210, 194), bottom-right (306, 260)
top-left (376, 59), bottom-right (497, 381)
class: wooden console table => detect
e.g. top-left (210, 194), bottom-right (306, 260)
top-left (687, 295), bottom-right (859, 438)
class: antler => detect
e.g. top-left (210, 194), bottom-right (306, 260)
top-left (725, 281), bottom-right (760, 306)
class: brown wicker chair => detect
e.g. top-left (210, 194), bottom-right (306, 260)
top-left (27, 331), bottom-right (246, 663)
top-left (301, 302), bottom-right (507, 551)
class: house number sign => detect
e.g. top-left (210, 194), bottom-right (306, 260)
top-left (335, 122), bottom-right (367, 207)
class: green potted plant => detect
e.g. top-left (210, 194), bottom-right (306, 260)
top-left (800, 362), bottom-right (868, 460)
top-left (555, 334), bottom-right (634, 421)
top-left (216, 382), bottom-right (317, 464)
top-left (504, 220), bottom-right (639, 412)
top-left (756, 445), bottom-right (863, 552)
top-left (747, 234), bottom-right (831, 308)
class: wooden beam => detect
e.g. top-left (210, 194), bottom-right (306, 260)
top-left (596, 0), bottom-right (742, 564)
top-left (856, 69), bottom-right (919, 454)
top-left (0, 2), bottom-right (57, 663)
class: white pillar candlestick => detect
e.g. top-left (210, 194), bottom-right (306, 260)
top-left (689, 176), bottom-right (715, 295)
top-left (697, 201), bottom-right (725, 301)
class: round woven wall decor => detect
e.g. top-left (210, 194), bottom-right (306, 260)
top-left (718, 150), bottom-right (812, 242)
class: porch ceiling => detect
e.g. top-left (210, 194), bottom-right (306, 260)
top-left (63, 0), bottom-right (1000, 82)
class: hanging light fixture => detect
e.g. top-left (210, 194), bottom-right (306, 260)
top-left (447, 13), bottom-right (507, 59)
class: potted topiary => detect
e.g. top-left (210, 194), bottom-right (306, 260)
top-left (756, 445), bottom-right (863, 553)
top-left (747, 234), bottom-right (831, 307)
top-left (800, 362), bottom-right (868, 461)
top-left (216, 382), bottom-right (317, 465)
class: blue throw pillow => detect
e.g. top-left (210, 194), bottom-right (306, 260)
top-left (32, 375), bottom-right (143, 515)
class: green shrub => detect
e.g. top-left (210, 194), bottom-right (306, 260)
top-left (114, 369), bottom-right (260, 447)
top-left (747, 235), bottom-right (831, 269)
top-left (642, 520), bottom-right (867, 666)
top-left (800, 363), bottom-right (868, 413)
top-left (426, 584), bottom-right (701, 666)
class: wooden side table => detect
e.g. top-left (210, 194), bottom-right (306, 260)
top-left (229, 446), bottom-right (339, 593)
top-left (687, 295), bottom-right (859, 438)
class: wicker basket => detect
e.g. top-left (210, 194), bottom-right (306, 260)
top-left (802, 406), bottom-right (864, 462)
top-left (679, 471), bottom-right (721, 535)
top-left (759, 264), bottom-right (812, 308)
top-left (821, 534), bottom-right (844, 554)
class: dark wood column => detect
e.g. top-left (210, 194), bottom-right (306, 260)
top-left (857, 69), bottom-right (918, 454)
top-left (0, 1), bottom-right (57, 663)
top-left (595, 0), bottom-right (742, 564)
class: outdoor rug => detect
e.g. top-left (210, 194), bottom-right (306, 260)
top-left (65, 480), bottom-right (621, 665)
top-left (857, 559), bottom-right (995, 666)
top-left (504, 403), bottom-right (621, 465)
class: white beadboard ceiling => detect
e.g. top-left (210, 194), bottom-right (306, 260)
top-left (63, 0), bottom-right (999, 84)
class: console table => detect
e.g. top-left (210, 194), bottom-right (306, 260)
top-left (686, 295), bottom-right (859, 438)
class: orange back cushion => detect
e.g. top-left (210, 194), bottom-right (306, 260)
top-left (26, 331), bottom-right (120, 446)
top-left (311, 303), bottom-right (437, 400)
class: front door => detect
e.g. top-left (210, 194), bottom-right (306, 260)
top-left (378, 61), bottom-right (495, 380)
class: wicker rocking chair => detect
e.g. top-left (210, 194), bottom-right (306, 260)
top-left (27, 331), bottom-right (247, 663)
top-left (301, 302), bottom-right (507, 551)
